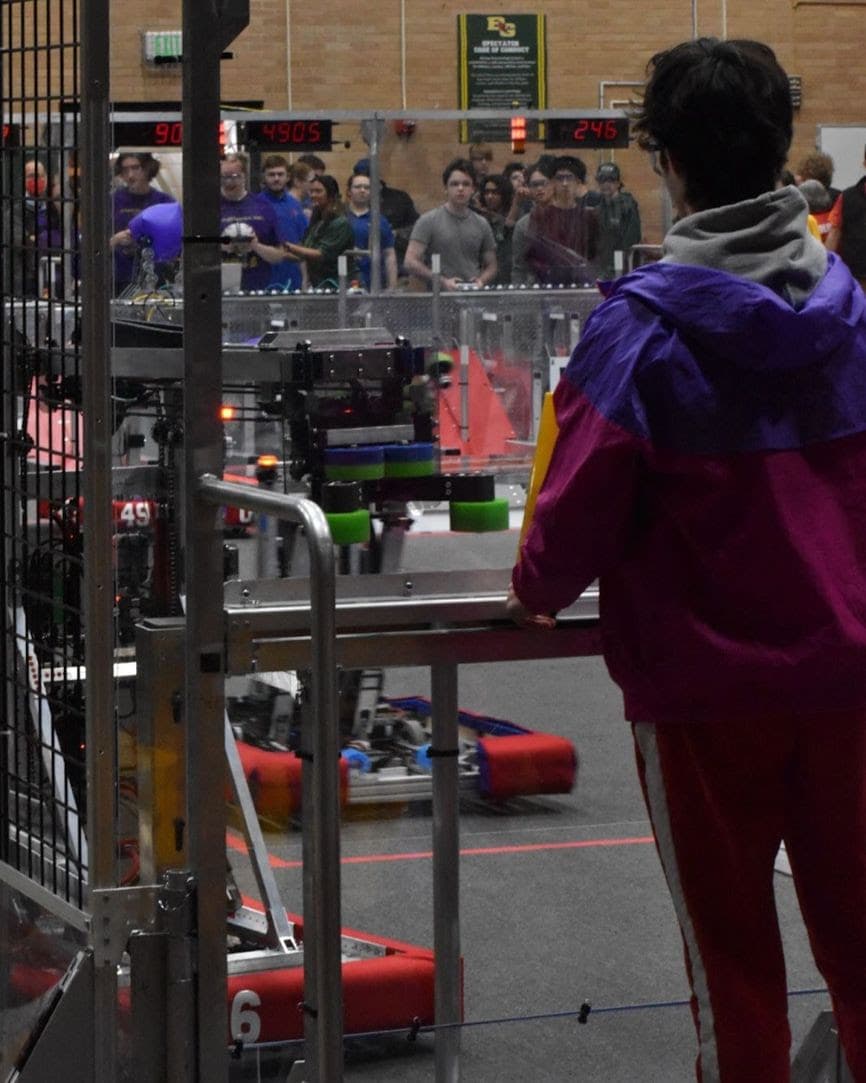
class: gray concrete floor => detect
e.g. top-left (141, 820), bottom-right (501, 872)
top-left (238, 523), bottom-right (833, 1081)
top-left (0, 525), bottom-right (834, 1083)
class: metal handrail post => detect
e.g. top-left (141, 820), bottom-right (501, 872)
top-left (197, 474), bottom-right (342, 1082)
top-left (80, 0), bottom-right (118, 1073)
top-left (431, 661), bottom-right (461, 1082)
top-left (457, 308), bottom-right (472, 444)
top-left (368, 117), bottom-right (383, 294)
top-left (338, 254), bottom-right (348, 327)
top-left (431, 253), bottom-right (442, 346)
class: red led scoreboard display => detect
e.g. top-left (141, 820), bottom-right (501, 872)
top-left (545, 116), bottom-right (630, 150)
top-left (111, 118), bottom-right (332, 153)
top-left (242, 119), bottom-right (333, 152)
top-left (112, 119), bottom-right (227, 148)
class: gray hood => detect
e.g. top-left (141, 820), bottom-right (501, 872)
top-left (661, 186), bottom-right (827, 308)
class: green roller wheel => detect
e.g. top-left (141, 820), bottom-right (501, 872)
top-left (383, 458), bottom-right (436, 478)
top-left (449, 498), bottom-right (510, 533)
top-left (325, 508), bottom-right (371, 545)
top-left (324, 463), bottom-right (385, 481)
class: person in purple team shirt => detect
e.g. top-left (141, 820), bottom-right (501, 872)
top-left (109, 153), bottom-right (175, 294)
top-left (509, 38), bottom-right (866, 1080)
top-left (22, 159), bottom-right (63, 296)
top-left (219, 152), bottom-right (286, 292)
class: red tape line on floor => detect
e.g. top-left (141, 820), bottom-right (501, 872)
top-left (226, 831), bottom-right (654, 869)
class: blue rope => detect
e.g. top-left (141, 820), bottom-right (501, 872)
top-left (229, 985), bottom-right (829, 1054)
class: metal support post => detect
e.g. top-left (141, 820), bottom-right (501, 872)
top-left (431, 254), bottom-right (442, 346)
top-left (338, 254), bottom-right (348, 326)
top-left (198, 475), bottom-right (341, 1082)
top-left (130, 931), bottom-right (168, 1083)
top-left (368, 119), bottom-right (383, 294)
top-left (81, 0), bottom-right (119, 1070)
top-left (458, 308), bottom-right (473, 444)
top-left (224, 717), bottom-right (297, 950)
top-left (162, 869), bottom-right (198, 1080)
top-left (135, 621), bottom-right (187, 880)
top-left (431, 661), bottom-right (461, 1083)
top-left (181, 0), bottom-right (249, 1074)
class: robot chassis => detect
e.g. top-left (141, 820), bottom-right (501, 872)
top-left (19, 298), bottom-right (577, 813)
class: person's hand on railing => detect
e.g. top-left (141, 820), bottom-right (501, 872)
top-left (506, 583), bottom-right (556, 629)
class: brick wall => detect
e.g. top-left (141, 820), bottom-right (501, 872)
top-left (106, 1), bottom-right (866, 243)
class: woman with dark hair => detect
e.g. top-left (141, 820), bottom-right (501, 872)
top-left (478, 173), bottom-right (516, 283)
top-left (479, 173), bottom-right (514, 219)
top-left (504, 161), bottom-right (534, 216)
top-left (283, 173), bottom-right (355, 288)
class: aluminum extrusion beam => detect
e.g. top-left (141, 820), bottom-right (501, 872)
top-left (181, 0), bottom-right (248, 1074)
top-left (81, 0), bottom-right (120, 1073)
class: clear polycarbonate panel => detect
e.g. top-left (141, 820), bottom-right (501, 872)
top-left (106, 113), bottom-right (647, 479)
top-left (0, 881), bottom-right (86, 1078)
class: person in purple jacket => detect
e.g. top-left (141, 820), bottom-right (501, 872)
top-left (109, 153), bottom-right (175, 294)
top-left (509, 38), bottom-right (866, 1080)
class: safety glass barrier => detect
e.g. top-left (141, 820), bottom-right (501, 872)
top-left (0, 878), bottom-right (146, 1082)
top-left (104, 111), bottom-right (667, 479)
top-left (0, 881), bottom-right (87, 1077)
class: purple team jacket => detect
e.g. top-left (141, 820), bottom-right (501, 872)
top-left (512, 254), bottom-right (866, 724)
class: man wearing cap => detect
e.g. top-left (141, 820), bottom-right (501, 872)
top-left (585, 162), bottom-right (642, 279)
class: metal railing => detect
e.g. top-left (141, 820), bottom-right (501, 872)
top-left (197, 474), bottom-right (342, 1082)
top-left (220, 567), bottom-right (601, 1081)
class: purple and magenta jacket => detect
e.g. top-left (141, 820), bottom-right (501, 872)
top-left (512, 254), bottom-right (866, 724)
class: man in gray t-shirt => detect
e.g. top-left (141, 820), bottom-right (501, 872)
top-left (404, 158), bottom-right (497, 290)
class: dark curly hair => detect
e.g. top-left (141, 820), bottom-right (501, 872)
top-left (632, 38), bottom-right (792, 210)
top-left (480, 173), bottom-right (515, 214)
top-left (442, 158), bottom-right (477, 187)
top-left (114, 152), bottom-right (161, 181)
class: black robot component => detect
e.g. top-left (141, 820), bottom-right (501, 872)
top-left (267, 334), bottom-right (428, 482)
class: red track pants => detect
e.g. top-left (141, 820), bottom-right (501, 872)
top-left (633, 713), bottom-right (866, 1082)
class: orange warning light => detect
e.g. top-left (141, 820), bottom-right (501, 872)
top-left (510, 116), bottom-right (527, 154)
